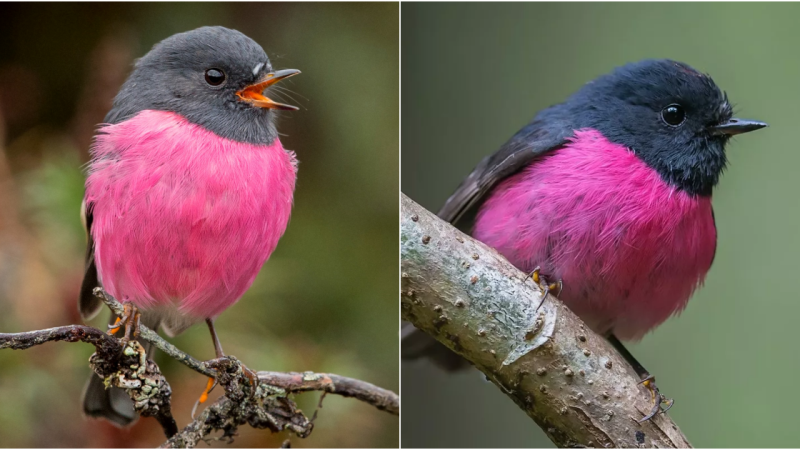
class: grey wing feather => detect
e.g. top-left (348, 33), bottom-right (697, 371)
top-left (79, 199), bottom-right (104, 320)
top-left (405, 113), bottom-right (573, 371)
top-left (437, 116), bottom-right (572, 228)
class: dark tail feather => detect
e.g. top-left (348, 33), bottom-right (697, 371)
top-left (82, 372), bottom-right (137, 426)
top-left (401, 322), bottom-right (471, 371)
top-left (82, 313), bottom-right (160, 426)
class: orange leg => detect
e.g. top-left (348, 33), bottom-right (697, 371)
top-left (197, 319), bottom-right (258, 403)
top-left (107, 316), bottom-right (122, 335)
top-left (198, 376), bottom-right (216, 404)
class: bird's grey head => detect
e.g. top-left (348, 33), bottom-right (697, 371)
top-left (106, 26), bottom-right (300, 145)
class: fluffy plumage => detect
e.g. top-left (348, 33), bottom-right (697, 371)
top-left (404, 59), bottom-right (765, 369)
top-left (473, 129), bottom-right (716, 339)
top-left (79, 26), bottom-right (299, 425)
top-left (86, 110), bottom-right (296, 328)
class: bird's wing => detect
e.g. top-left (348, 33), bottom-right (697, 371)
top-left (437, 115), bottom-right (573, 227)
top-left (78, 198), bottom-right (103, 320)
top-left (402, 113), bottom-right (574, 370)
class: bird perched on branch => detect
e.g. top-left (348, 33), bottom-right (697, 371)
top-left (79, 26), bottom-right (301, 426)
top-left (402, 59), bottom-right (766, 421)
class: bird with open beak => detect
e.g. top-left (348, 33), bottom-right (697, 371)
top-left (79, 26), bottom-right (301, 426)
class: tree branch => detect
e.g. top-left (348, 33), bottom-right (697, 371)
top-left (160, 357), bottom-right (314, 448)
top-left (93, 288), bottom-right (216, 378)
top-left (258, 371), bottom-right (399, 415)
top-left (0, 323), bottom-right (180, 439)
top-left (400, 193), bottom-right (691, 448)
top-left (0, 289), bottom-right (399, 447)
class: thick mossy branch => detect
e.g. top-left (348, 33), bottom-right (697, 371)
top-left (161, 358), bottom-right (314, 448)
top-left (400, 193), bottom-right (691, 448)
top-left (0, 289), bottom-right (399, 447)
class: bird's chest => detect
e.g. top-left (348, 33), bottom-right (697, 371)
top-left (88, 111), bottom-right (297, 242)
top-left (473, 132), bottom-right (717, 338)
top-left (86, 111), bottom-right (297, 313)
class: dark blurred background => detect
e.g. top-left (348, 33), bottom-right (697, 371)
top-left (0, 2), bottom-right (398, 447)
top-left (402, 2), bottom-right (792, 448)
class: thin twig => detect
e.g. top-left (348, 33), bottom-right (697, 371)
top-left (0, 324), bottom-right (179, 439)
top-left (1, 288), bottom-right (399, 446)
top-left (0, 324), bottom-right (118, 350)
top-left (160, 357), bottom-right (313, 448)
top-left (94, 288), bottom-right (399, 414)
top-left (258, 371), bottom-right (400, 415)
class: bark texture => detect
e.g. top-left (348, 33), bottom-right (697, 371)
top-left (401, 193), bottom-right (691, 448)
top-left (0, 289), bottom-right (398, 447)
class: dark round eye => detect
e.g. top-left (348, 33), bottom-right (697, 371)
top-left (204, 68), bottom-right (226, 86)
top-left (661, 104), bottom-right (686, 126)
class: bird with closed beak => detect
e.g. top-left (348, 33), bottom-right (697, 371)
top-left (402, 59), bottom-right (767, 422)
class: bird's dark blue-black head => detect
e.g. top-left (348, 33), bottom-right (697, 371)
top-left (105, 26), bottom-right (300, 145)
top-left (547, 59), bottom-right (766, 196)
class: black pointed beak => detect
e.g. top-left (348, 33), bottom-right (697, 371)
top-left (709, 118), bottom-right (768, 136)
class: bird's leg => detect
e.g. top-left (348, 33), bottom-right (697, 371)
top-left (196, 318), bottom-right (258, 407)
top-left (527, 266), bottom-right (563, 309)
top-left (607, 334), bottom-right (673, 422)
top-left (108, 317), bottom-right (122, 335)
top-left (196, 319), bottom-right (222, 406)
top-left (208, 318), bottom-right (225, 359)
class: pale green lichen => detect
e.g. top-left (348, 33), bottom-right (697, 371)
top-left (117, 374), bottom-right (142, 389)
top-left (302, 371), bottom-right (323, 381)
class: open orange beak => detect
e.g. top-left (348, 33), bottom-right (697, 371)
top-left (236, 69), bottom-right (301, 110)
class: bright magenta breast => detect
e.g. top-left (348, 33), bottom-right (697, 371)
top-left (473, 129), bottom-right (717, 340)
top-left (86, 110), bottom-right (297, 319)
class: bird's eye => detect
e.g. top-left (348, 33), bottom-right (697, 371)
top-left (661, 104), bottom-right (686, 126)
top-left (204, 68), bottom-right (226, 86)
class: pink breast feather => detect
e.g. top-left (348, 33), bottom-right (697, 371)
top-left (86, 110), bottom-right (297, 320)
top-left (473, 129), bottom-right (717, 340)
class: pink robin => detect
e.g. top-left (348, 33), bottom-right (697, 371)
top-left (79, 26), bottom-right (300, 426)
top-left (402, 59), bottom-right (767, 421)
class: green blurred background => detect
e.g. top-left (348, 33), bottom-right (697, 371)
top-left (0, 2), bottom-right (398, 447)
top-left (402, 3), bottom-right (790, 448)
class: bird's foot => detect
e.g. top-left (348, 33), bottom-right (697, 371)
top-left (528, 266), bottom-right (563, 307)
top-left (196, 364), bottom-right (259, 405)
top-left (636, 375), bottom-right (674, 423)
top-left (198, 376), bottom-right (216, 404)
top-left (192, 357), bottom-right (259, 417)
top-left (192, 376), bottom-right (218, 418)
top-left (107, 302), bottom-right (141, 343)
